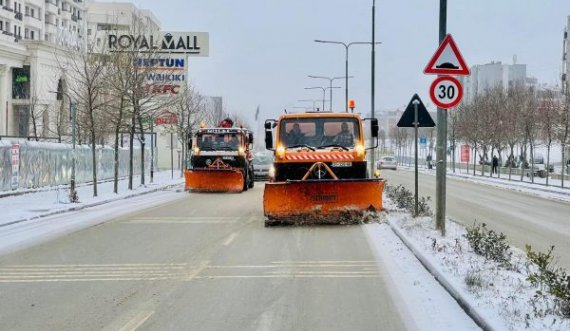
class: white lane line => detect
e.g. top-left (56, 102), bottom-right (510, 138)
top-left (3, 263), bottom-right (187, 267)
top-left (193, 275), bottom-right (380, 279)
top-left (185, 261), bottom-right (209, 281)
top-left (0, 277), bottom-right (181, 282)
top-left (118, 310), bottom-right (155, 331)
top-left (223, 232), bottom-right (239, 246)
top-left (271, 260), bottom-right (376, 264)
top-left (123, 220), bottom-right (238, 224)
top-left (266, 271), bottom-right (379, 275)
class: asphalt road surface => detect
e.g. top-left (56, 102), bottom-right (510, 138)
top-left (382, 169), bottom-right (570, 269)
top-left (0, 185), bottom-right (407, 331)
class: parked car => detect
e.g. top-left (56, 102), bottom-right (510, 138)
top-left (376, 156), bottom-right (397, 170)
top-left (253, 152), bottom-right (274, 181)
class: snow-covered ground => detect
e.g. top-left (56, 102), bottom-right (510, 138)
top-left (399, 165), bottom-right (570, 204)
top-left (376, 197), bottom-right (570, 331)
top-left (0, 171), bottom-right (185, 227)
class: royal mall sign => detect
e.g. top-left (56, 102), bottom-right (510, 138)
top-left (107, 31), bottom-right (209, 56)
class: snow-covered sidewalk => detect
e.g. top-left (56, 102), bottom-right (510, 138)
top-left (399, 165), bottom-right (570, 203)
top-left (0, 171), bottom-right (185, 227)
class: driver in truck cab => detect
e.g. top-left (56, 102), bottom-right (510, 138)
top-left (333, 122), bottom-right (355, 147)
top-left (287, 123), bottom-right (305, 145)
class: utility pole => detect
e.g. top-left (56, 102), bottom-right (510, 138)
top-left (435, 0), bottom-right (447, 234)
top-left (413, 99), bottom-right (419, 217)
top-left (371, 0), bottom-right (377, 177)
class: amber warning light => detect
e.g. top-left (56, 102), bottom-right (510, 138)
top-left (348, 99), bottom-right (356, 111)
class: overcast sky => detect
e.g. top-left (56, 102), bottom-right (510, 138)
top-left (103, 0), bottom-right (570, 121)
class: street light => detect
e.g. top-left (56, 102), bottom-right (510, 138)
top-left (50, 90), bottom-right (77, 202)
top-left (308, 75), bottom-right (353, 111)
top-left (304, 86), bottom-right (341, 111)
top-left (297, 99), bottom-right (322, 111)
top-left (314, 40), bottom-right (381, 112)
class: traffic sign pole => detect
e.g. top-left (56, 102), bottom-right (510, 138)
top-left (413, 100), bottom-right (419, 217)
top-left (436, 0), bottom-right (447, 235)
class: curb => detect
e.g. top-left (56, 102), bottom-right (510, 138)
top-left (0, 182), bottom-right (184, 228)
top-left (387, 220), bottom-right (500, 331)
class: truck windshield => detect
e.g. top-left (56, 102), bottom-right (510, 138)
top-left (279, 117), bottom-right (360, 148)
top-left (198, 133), bottom-right (241, 151)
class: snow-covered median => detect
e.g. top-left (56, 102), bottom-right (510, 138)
top-left (376, 185), bottom-right (570, 331)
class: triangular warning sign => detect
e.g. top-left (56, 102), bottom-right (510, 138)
top-left (397, 94), bottom-right (436, 128)
top-left (424, 34), bottom-right (470, 75)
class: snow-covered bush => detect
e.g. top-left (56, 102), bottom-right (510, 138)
top-left (526, 245), bottom-right (570, 318)
top-left (464, 222), bottom-right (512, 268)
top-left (385, 185), bottom-right (432, 217)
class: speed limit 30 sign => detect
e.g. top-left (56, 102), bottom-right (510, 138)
top-left (429, 76), bottom-right (463, 109)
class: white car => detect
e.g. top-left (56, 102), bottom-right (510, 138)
top-left (376, 156), bottom-right (397, 170)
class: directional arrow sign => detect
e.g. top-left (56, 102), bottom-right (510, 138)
top-left (397, 94), bottom-right (436, 128)
top-left (424, 34), bottom-right (470, 76)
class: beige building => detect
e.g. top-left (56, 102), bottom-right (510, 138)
top-left (0, 0), bottom-right (87, 137)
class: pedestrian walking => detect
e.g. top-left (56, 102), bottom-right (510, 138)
top-left (492, 155), bottom-right (499, 175)
top-left (426, 154), bottom-right (432, 170)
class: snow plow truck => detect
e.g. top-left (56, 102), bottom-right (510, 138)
top-left (185, 119), bottom-right (254, 193)
top-left (263, 111), bottom-right (384, 225)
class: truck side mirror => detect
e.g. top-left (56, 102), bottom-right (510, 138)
top-left (264, 121), bottom-right (272, 130)
top-left (265, 130), bottom-right (273, 150)
top-left (249, 132), bottom-right (254, 144)
top-left (371, 118), bottom-right (379, 138)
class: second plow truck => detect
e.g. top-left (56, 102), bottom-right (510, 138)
top-left (185, 119), bottom-right (254, 193)
top-left (263, 111), bottom-right (384, 226)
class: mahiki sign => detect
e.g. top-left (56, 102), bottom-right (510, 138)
top-left (424, 34), bottom-right (469, 76)
top-left (138, 56), bottom-right (187, 96)
top-left (108, 32), bottom-right (209, 56)
top-left (461, 145), bottom-right (470, 163)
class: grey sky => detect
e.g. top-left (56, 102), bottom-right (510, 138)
top-left (105, 0), bottom-right (569, 121)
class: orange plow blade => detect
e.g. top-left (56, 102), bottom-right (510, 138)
top-left (263, 179), bottom-right (384, 225)
top-left (185, 169), bottom-right (244, 193)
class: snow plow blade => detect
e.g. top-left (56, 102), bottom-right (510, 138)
top-left (185, 169), bottom-right (244, 193)
top-left (263, 179), bottom-right (384, 226)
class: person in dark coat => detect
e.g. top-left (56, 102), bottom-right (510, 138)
top-left (492, 155), bottom-right (499, 175)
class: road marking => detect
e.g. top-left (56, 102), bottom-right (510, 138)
top-left (194, 275), bottom-right (380, 279)
top-left (223, 232), bottom-right (239, 246)
top-left (118, 310), bottom-right (154, 331)
top-left (123, 219), bottom-right (238, 224)
top-left (271, 260), bottom-right (376, 264)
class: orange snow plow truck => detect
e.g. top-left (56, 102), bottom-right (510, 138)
top-left (185, 120), bottom-right (254, 193)
top-left (263, 111), bottom-right (384, 226)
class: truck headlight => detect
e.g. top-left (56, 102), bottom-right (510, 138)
top-left (268, 165), bottom-right (276, 178)
top-left (193, 147), bottom-right (200, 155)
top-left (276, 145), bottom-right (285, 159)
top-left (355, 144), bottom-right (365, 157)
top-left (238, 146), bottom-right (245, 155)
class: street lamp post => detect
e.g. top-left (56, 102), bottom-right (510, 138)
top-left (308, 75), bottom-right (353, 111)
top-left (297, 99), bottom-right (321, 111)
top-left (314, 40), bottom-right (381, 112)
top-left (304, 86), bottom-right (341, 111)
top-left (50, 90), bottom-right (77, 202)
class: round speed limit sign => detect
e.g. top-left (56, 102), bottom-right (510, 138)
top-left (429, 76), bottom-right (463, 109)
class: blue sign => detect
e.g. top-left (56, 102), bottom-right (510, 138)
top-left (419, 136), bottom-right (427, 145)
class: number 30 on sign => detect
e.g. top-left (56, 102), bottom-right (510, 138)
top-left (429, 76), bottom-right (463, 109)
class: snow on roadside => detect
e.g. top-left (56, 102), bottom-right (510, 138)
top-left (363, 223), bottom-right (480, 331)
top-left (0, 171), bottom-right (184, 227)
top-left (380, 197), bottom-right (570, 331)
top-left (399, 165), bottom-right (570, 204)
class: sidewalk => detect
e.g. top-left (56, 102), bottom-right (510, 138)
top-left (398, 165), bottom-right (570, 203)
top-left (0, 171), bottom-right (185, 227)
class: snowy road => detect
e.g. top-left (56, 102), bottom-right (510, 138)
top-left (382, 169), bottom-right (570, 269)
top-left (0, 184), bottom-right (481, 331)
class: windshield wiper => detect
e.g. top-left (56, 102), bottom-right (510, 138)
top-left (286, 144), bottom-right (316, 151)
top-left (317, 144), bottom-right (349, 151)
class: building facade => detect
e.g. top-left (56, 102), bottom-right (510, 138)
top-left (0, 0), bottom-right (87, 137)
top-left (459, 61), bottom-right (528, 103)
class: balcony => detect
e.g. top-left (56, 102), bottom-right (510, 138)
top-left (2, 5), bottom-right (14, 12)
top-left (14, 12), bottom-right (23, 21)
top-left (45, 22), bottom-right (57, 34)
top-left (24, 15), bottom-right (43, 30)
top-left (45, 1), bottom-right (58, 15)
top-left (61, 9), bottom-right (71, 21)
top-left (71, 14), bottom-right (78, 22)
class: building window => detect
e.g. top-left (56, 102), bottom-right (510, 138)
top-left (30, 30), bottom-right (34, 40)
top-left (87, 28), bottom-right (91, 35)
top-left (25, 6), bottom-right (29, 16)
top-left (24, 27), bottom-right (28, 38)
top-left (30, 8), bottom-right (34, 18)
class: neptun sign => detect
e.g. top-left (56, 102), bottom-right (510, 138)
top-left (108, 32), bottom-right (209, 56)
